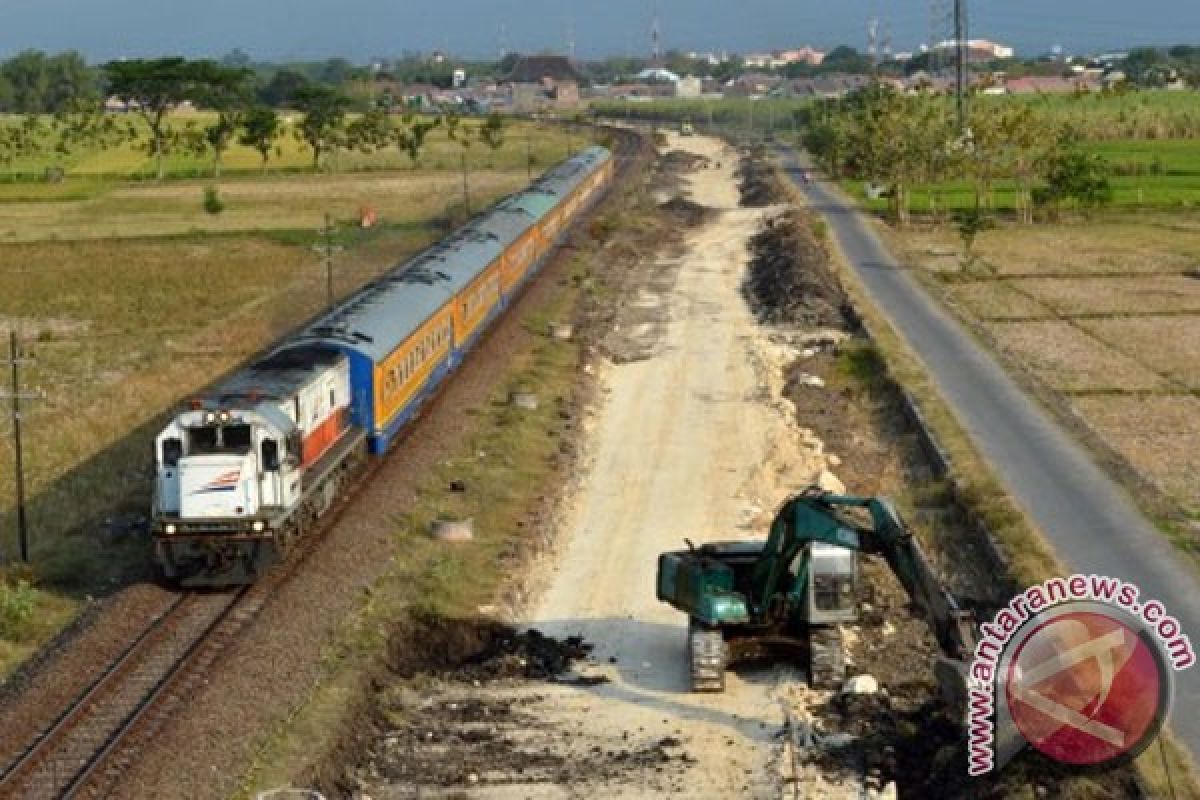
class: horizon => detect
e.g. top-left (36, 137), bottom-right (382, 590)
top-left (0, 1), bottom-right (1194, 65)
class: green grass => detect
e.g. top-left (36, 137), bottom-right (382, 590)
top-left (839, 137), bottom-right (1200, 213)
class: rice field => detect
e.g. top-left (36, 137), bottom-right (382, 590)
top-left (1078, 317), bottom-right (1200, 385)
top-left (889, 208), bottom-right (1200, 516)
top-left (984, 319), bottom-right (1169, 391)
top-left (1011, 274), bottom-right (1200, 315)
top-left (1071, 394), bottom-right (1200, 509)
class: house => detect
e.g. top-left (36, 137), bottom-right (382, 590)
top-left (674, 75), bottom-right (704, 98)
top-left (505, 55), bottom-right (583, 110)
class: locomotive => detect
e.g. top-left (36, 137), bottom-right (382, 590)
top-left (153, 146), bottom-right (615, 586)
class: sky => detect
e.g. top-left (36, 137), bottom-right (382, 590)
top-left (0, 0), bottom-right (1195, 63)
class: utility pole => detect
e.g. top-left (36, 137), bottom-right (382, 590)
top-left (954, 0), bottom-right (969, 132)
top-left (460, 151), bottom-right (472, 219)
top-left (2, 332), bottom-right (39, 563)
top-left (314, 214), bottom-right (343, 309)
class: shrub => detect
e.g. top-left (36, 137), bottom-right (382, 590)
top-left (0, 580), bottom-right (37, 640)
top-left (202, 185), bottom-right (225, 215)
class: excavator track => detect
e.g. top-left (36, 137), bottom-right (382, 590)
top-left (688, 620), bottom-right (728, 692)
top-left (809, 625), bottom-right (846, 689)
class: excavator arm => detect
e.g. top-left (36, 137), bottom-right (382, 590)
top-left (794, 491), bottom-right (980, 710)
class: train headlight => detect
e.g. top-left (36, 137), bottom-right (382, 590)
top-left (251, 520), bottom-right (266, 533)
top-left (204, 411), bottom-right (217, 424)
top-left (164, 523), bottom-right (177, 535)
top-left (219, 410), bottom-right (231, 423)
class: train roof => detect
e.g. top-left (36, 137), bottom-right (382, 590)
top-left (281, 146), bottom-right (611, 364)
top-left (198, 345), bottom-right (345, 409)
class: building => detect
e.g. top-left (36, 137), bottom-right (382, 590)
top-left (743, 47), bottom-right (826, 69)
top-left (505, 55), bottom-right (583, 111)
top-left (931, 38), bottom-right (1015, 61)
top-left (674, 75), bottom-right (704, 98)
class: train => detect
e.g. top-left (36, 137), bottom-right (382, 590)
top-left (152, 146), bottom-right (615, 586)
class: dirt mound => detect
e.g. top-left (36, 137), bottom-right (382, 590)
top-left (744, 210), bottom-right (849, 328)
top-left (738, 147), bottom-right (788, 207)
top-left (659, 194), bottom-right (714, 226)
top-left (661, 149), bottom-right (711, 172)
top-left (387, 614), bottom-right (592, 682)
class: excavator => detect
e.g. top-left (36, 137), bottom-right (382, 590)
top-left (656, 487), bottom-right (978, 706)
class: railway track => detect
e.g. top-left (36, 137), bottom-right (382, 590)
top-left (0, 126), bottom-right (649, 800)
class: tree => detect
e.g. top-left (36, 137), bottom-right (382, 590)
top-left (292, 85), bottom-right (350, 168)
top-left (102, 58), bottom-right (246, 179)
top-left (394, 112), bottom-right (440, 166)
top-left (1034, 150), bottom-right (1113, 214)
top-left (821, 45), bottom-right (873, 75)
top-left (1, 50), bottom-right (50, 113)
top-left (479, 112), bottom-right (505, 153)
top-left (346, 108), bottom-right (393, 154)
top-left (258, 69), bottom-right (309, 107)
top-left (191, 62), bottom-right (252, 177)
top-left (44, 52), bottom-right (96, 111)
top-left (238, 106), bottom-right (281, 170)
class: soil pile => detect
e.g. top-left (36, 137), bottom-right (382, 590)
top-left (738, 147), bottom-right (788, 206)
top-left (660, 149), bottom-right (711, 173)
top-left (387, 615), bottom-right (593, 682)
top-left (745, 209), bottom-right (849, 328)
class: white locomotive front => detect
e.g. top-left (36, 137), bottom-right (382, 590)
top-left (153, 347), bottom-right (365, 585)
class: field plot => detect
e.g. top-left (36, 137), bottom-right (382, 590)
top-left (1011, 274), bottom-right (1200, 315)
top-left (0, 170), bottom-right (529, 242)
top-left (1079, 316), bottom-right (1200, 386)
top-left (984, 319), bottom-right (1168, 391)
top-left (1072, 394), bottom-right (1200, 510)
top-left (945, 281), bottom-right (1054, 319)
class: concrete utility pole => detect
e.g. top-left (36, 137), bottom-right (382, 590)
top-left (2, 332), bottom-right (40, 563)
top-left (954, 0), bottom-right (969, 132)
top-left (314, 214), bottom-right (343, 309)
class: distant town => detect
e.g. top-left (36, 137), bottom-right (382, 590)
top-left (2, 38), bottom-right (1197, 120)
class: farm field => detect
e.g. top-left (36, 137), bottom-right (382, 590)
top-left (0, 113), bottom-right (580, 182)
top-left (883, 212), bottom-right (1200, 529)
top-left (841, 137), bottom-right (1200, 212)
top-left (0, 123), bottom-right (578, 674)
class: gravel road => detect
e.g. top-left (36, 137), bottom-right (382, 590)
top-left (515, 134), bottom-right (836, 798)
top-left (776, 145), bottom-right (1200, 760)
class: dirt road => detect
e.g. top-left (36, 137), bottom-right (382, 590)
top-left (511, 133), bottom-right (834, 798)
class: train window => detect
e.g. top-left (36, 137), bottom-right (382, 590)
top-left (262, 439), bottom-right (280, 471)
top-left (162, 438), bottom-right (182, 467)
top-left (223, 424), bottom-right (253, 453)
top-left (187, 426), bottom-right (219, 454)
top-left (329, 388), bottom-right (336, 409)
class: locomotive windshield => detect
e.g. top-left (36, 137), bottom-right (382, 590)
top-left (186, 423), bottom-right (253, 454)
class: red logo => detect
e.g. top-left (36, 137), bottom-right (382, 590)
top-left (1005, 610), bottom-right (1169, 766)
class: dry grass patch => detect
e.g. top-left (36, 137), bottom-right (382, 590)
top-left (1013, 274), bottom-right (1200, 316)
top-left (985, 319), bottom-right (1167, 391)
top-left (0, 171), bottom-right (528, 243)
top-left (976, 221), bottom-right (1200, 277)
top-left (1072, 394), bottom-right (1200, 512)
top-left (944, 281), bottom-right (1053, 319)
top-left (1078, 316), bottom-right (1200, 385)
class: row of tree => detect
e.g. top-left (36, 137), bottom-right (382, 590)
top-left (0, 57), bottom-right (508, 180)
top-left (803, 84), bottom-right (1112, 226)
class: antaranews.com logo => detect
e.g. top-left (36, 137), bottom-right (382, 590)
top-left (967, 573), bottom-right (1195, 775)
